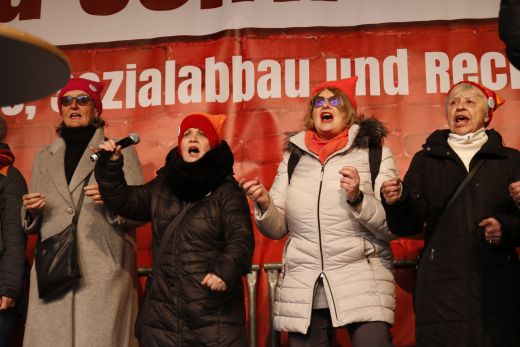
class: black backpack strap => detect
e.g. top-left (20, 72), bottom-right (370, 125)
top-left (287, 145), bottom-right (383, 190)
top-left (288, 143), bottom-right (382, 190)
top-left (369, 145), bottom-right (382, 191)
top-left (287, 146), bottom-right (303, 184)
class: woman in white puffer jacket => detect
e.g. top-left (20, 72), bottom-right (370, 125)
top-left (240, 76), bottom-right (398, 347)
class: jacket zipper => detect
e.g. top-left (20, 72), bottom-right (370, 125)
top-left (173, 211), bottom-right (182, 346)
top-left (317, 166), bottom-right (325, 273)
top-left (317, 166), bottom-right (340, 319)
top-left (295, 147), bottom-right (350, 321)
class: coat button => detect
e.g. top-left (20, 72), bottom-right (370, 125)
top-left (446, 151), bottom-right (450, 155)
top-left (426, 147), bottom-right (431, 150)
top-left (67, 207), bottom-right (74, 214)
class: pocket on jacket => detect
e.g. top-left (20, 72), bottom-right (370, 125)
top-left (281, 237), bottom-right (292, 278)
top-left (363, 238), bottom-right (376, 258)
top-left (102, 238), bottom-right (120, 272)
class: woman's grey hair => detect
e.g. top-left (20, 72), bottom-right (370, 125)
top-left (445, 82), bottom-right (490, 116)
top-left (0, 115), bottom-right (7, 143)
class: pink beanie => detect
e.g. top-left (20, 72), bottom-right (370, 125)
top-left (58, 78), bottom-right (105, 115)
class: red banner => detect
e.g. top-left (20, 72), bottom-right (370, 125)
top-left (3, 18), bottom-right (519, 347)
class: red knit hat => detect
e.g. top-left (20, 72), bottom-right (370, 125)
top-left (447, 81), bottom-right (505, 126)
top-left (58, 77), bottom-right (105, 115)
top-left (311, 76), bottom-right (358, 110)
top-left (178, 113), bottom-right (227, 153)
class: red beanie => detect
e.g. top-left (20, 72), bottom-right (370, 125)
top-left (311, 76), bottom-right (358, 110)
top-left (178, 113), bottom-right (227, 153)
top-left (58, 77), bottom-right (104, 115)
top-left (447, 80), bottom-right (505, 126)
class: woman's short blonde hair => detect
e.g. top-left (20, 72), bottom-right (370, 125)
top-left (303, 87), bottom-right (357, 131)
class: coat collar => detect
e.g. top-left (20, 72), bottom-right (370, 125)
top-left (48, 127), bottom-right (103, 204)
top-left (423, 129), bottom-right (507, 159)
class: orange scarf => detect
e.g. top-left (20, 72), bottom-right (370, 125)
top-left (304, 129), bottom-right (349, 164)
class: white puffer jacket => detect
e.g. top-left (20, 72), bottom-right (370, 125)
top-left (255, 120), bottom-right (398, 333)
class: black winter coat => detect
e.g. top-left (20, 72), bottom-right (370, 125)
top-left (499, 0), bottom-right (520, 70)
top-left (383, 129), bottom-right (520, 347)
top-left (0, 154), bottom-right (28, 313)
top-left (95, 142), bottom-right (254, 347)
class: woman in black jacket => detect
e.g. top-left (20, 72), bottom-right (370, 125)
top-left (94, 112), bottom-right (254, 347)
top-left (0, 115), bottom-right (28, 347)
top-left (381, 81), bottom-right (520, 347)
top-left (499, 0), bottom-right (520, 69)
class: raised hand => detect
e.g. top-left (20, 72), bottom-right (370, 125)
top-left (381, 178), bottom-right (402, 205)
top-left (239, 177), bottom-right (270, 212)
top-left (339, 166), bottom-right (361, 202)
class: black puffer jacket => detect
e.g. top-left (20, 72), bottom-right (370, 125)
top-left (0, 145), bottom-right (28, 313)
top-left (499, 0), bottom-right (520, 69)
top-left (95, 142), bottom-right (254, 347)
top-left (383, 129), bottom-right (520, 347)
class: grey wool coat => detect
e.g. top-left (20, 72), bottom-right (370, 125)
top-left (22, 127), bottom-right (144, 347)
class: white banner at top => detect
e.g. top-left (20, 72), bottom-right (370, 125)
top-left (4, 0), bottom-right (500, 46)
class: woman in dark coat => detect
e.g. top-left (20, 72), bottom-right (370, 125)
top-left (499, 0), bottom-right (520, 69)
top-left (95, 112), bottom-right (255, 347)
top-left (381, 81), bottom-right (520, 347)
top-left (0, 115), bottom-right (27, 347)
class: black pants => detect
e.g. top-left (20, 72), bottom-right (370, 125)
top-left (0, 311), bottom-right (18, 347)
top-left (288, 309), bottom-right (394, 347)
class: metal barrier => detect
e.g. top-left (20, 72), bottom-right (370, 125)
top-left (246, 264), bottom-right (260, 347)
top-left (137, 259), bottom-right (416, 347)
top-left (263, 263), bottom-right (281, 347)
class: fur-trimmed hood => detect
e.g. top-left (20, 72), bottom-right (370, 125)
top-left (351, 116), bottom-right (388, 148)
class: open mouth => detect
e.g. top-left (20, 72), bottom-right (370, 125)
top-left (188, 146), bottom-right (200, 154)
top-left (321, 112), bottom-right (333, 122)
top-left (455, 114), bottom-right (469, 124)
top-left (69, 113), bottom-right (82, 120)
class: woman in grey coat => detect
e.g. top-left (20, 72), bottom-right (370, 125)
top-left (21, 78), bottom-right (144, 347)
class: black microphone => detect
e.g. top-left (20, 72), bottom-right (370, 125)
top-left (90, 133), bottom-right (140, 162)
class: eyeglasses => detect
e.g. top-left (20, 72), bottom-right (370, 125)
top-left (311, 96), bottom-right (342, 108)
top-left (60, 94), bottom-right (91, 106)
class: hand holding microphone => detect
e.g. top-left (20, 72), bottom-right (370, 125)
top-left (91, 133), bottom-right (140, 162)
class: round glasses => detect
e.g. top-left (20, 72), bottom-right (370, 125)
top-left (311, 96), bottom-right (342, 108)
top-left (60, 94), bottom-right (91, 106)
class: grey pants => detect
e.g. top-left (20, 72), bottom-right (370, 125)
top-left (288, 309), bottom-right (394, 347)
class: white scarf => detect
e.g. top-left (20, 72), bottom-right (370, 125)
top-left (447, 128), bottom-right (488, 171)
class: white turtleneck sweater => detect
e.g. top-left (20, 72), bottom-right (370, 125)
top-left (447, 128), bottom-right (488, 172)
